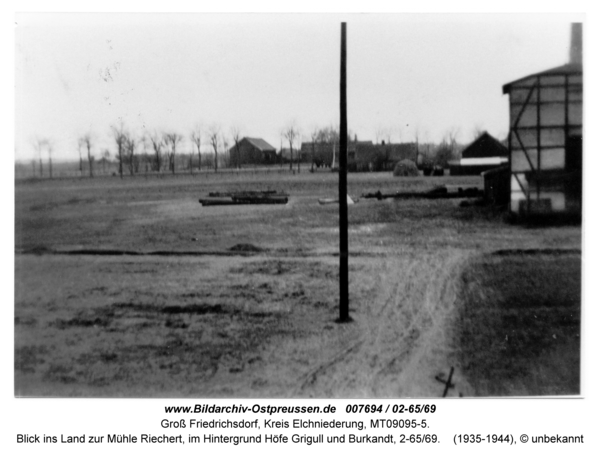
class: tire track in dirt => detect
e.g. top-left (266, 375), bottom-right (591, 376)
top-left (293, 248), bottom-right (473, 398)
top-left (371, 249), bottom-right (475, 397)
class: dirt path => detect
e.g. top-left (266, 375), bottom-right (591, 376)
top-left (293, 248), bottom-right (474, 398)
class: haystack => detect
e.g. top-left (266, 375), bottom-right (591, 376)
top-left (393, 159), bottom-right (419, 177)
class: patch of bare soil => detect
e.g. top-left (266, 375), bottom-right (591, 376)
top-left (290, 249), bottom-right (474, 398)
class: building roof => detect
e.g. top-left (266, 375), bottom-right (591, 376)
top-left (353, 142), bottom-right (417, 163)
top-left (300, 140), bottom-right (373, 149)
top-left (461, 132), bottom-right (508, 159)
top-left (279, 147), bottom-right (300, 159)
top-left (502, 62), bottom-right (583, 94)
top-left (243, 137), bottom-right (276, 151)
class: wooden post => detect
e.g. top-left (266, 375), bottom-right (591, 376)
top-left (443, 366), bottom-right (455, 397)
top-left (338, 22), bottom-right (350, 322)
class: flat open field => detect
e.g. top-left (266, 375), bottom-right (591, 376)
top-left (14, 172), bottom-right (582, 397)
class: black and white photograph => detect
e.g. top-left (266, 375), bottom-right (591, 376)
top-left (14, 12), bottom-right (584, 399)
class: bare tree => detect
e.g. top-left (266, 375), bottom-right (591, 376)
top-left (32, 137), bottom-right (45, 177)
top-left (208, 125), bottom-right (220, 173)
top-left (434, 127), bottom-right (461, 168)
top-left (445, 126), bottom-right (460, 156)
top-left (149, 131), bottom-right (164, 173)
top-left (111, 122), bottom-right (127, 178)
top-left (296, 131), bottom-right (302, 172)
top-left (315, 128), bottom-right (328, 168)
top-left (46, 140), bottom-right (53, 179)
top-left (221, 134), bottom-right (229, 169)
top-left (283, 122), bottom-right (299, 171)
top-left (164, 132), bottom-right (183, 174)
top-left (190, 124), bottom-right (202, 173)
top-left (80, 133), bottom-right (94, 177)
top-left (231, 126), bottom-right (242, 170)
top-left (100, 149), bottom-right (111, 174)
top-left (310, 127), bottom-right (319, 172)
top-left (418, 128), bottom-right (433, 166)
top-left (31, 137), bottom-right (54, 178)
top-left (77, 138), bottom-right (84, 176)
top-left (325, 126), bottom-right (339, 168)
top-left (125, 134), bottom-right (137, 176)
top-left (139, 135), bottom-right (149, 176)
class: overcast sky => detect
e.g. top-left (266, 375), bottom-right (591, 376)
top-left (14, 13), bottom-right (582, 161)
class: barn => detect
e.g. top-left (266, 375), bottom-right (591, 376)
top-left (299, 142), bottom-right (330, 166)
top-left (351, 142), bottom-right (417, 172)
top-left (279, 147), bottom-right (301, 163)
top-left (502, 23), bottom-right (582, 218)
top-left (449, 132), bottom-right (508, 176)
top-left (299, 139), bottom-right (375, 168)
top-left (228, 138), bottom-right (277, 167)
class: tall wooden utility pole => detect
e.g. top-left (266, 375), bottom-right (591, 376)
top-left (338, 22), bottom-right (350, 322)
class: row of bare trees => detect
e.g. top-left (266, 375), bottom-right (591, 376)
top-left (28, 120), bottom-right (476, 179)
top-left (63, 123), bottom-right (237, 179)
top-left (105, 122), bottom-right (236, 178)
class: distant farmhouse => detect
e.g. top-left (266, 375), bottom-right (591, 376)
top-left (449, 132), bottom-right (509, 176)
top-left (279, 147), bottom-right (301, 163)
top-left (500, 23), bottom-right (582, 217)
top-left (298, 141), bottom-right (363, 168)
top-left (300, 139), bottom-right (416, 171)
top-left (350, 142), bottom-right (416, 172)
top-left (228, 138), bottom-right (277, 167)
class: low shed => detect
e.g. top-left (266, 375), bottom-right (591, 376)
top-left (482, 165), bottom-right (510, 205)
top-left (449, 132), bottom-right (508, 176)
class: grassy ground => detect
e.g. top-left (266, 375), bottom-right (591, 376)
top-left (453, 251), bottom-right (581, 396)
top-left (16, 172), bottom-right (481, 253)
top-left (15, 255), bottom-right (359, 396)
top-left (14, 172), bottom-right (582, 397)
